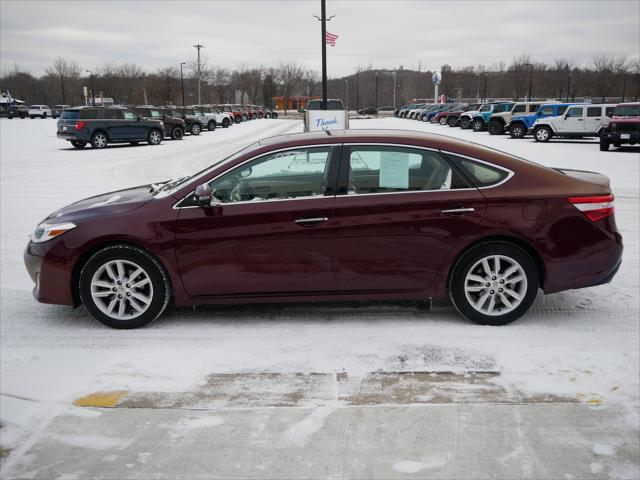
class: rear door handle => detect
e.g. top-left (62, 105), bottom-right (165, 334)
top-left (294, 217), bottom-right (329, 226)
top-left (441, 207), bottom-right (475, 216)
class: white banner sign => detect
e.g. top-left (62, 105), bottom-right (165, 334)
top-left (305, 110), bottom-right (349, 132)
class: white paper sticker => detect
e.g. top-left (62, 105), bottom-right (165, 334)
top-left (379, 151), bottom-right (409, 189)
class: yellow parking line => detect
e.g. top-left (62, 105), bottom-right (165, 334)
top-left (73, 391), bottom-right (128, 408)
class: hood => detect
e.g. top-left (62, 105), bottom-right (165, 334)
top-left (45, 184), bottom-right (154, 223)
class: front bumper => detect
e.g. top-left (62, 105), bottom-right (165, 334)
top-left (601, 131), bottom-right (640, 144)
top-left (24, 241), bottom-right (75, 305)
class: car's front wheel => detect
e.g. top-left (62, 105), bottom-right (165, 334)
top-left (439, 116), bottom-right (447, 125)
top-left (207, 120), bottom-right (216, 131)
top-left (447, 116), bottom-right (458, 127)
top-left (147, 128), bottom-right (163, 145)
top-left (533, 125), bottom-right (552, 142)
top-left (222, 118), bottom-right (230, 128)
top-left (449, 242), bottom-right (538, 326)
top-left (509, 123), bottom-right (526, 139)
top-left (79, 245), bottom-right (170, 329)
top-left (171, 126), bottom-right (184, 140)
top-left (90, 131), bottom-right (108, 149)
top-left (471, 119), bottom-right (485, 131)
top-left (459, 117), bottom-right (471, 129)
top-left (190, 123), bottom-right (202, 135)
top-left (487, 120), bottom-right (504, 135)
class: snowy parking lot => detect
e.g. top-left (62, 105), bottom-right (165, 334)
top-left (1, 117), bottom-right (639, 478)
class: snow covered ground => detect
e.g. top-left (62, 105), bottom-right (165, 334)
top-left (1, 116), bottom-right (638, 479)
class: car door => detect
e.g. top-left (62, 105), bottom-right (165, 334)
top-left (331, 144), bottom-right (486, 293)
top-left (174, 145), bottom-right (340, 298)
top-left (104, 108), bottom-right (126, 139)
top-left (584, 106), bottom-right (604, 134)
top-left (122, 109), bottom-right (147, 139)
top-left (561, 106), bottom-right (585, 134)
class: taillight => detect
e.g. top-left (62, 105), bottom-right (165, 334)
top-left (568, 195), bottom-right (615, 222)
top-left (75, 121), bottom-right (86, 130)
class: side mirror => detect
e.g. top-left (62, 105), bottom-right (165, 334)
top-left (137, 115), bottom-right (142, 121)
top-left (194, 183), bottom-right (222, 208)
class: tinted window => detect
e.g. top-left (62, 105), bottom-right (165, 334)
top-left (210, 147), bottom-right (334, 204)
top-left (493, 104), bottom-right (513, 113)
top-left (538, 106), bottom-right (554, 116)
top-left (78, 108), bottom-right (104, 119)
top-left (105, 109), bottom-right (123, 119)
top-left (512, 104), bottom-right (526, 114)
top-left (530, 104), bottom-right (541, 112)
top-left (587, 107), bottom-right (602, 117)
top-left (558, 106), bottom-right (569, 115)
top-left (347, 146), bottom-right (469, 194)
top-left (448, 155), bottom-right (509, 187)
top-left (605, 107), bottom-right (615, 117)
top-left (60, 110), bottom-right (79, 120)
top-left (613, 105), bottom-right (639, 116)
top-left (566, 107), bottom-right (583, 118)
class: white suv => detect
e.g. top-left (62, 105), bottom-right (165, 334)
top-left (532, 104), bottom-right (616, 142)
top-left (28, 104), bottom-right (52, 119)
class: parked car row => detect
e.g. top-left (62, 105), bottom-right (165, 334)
top-left (396, 100), bottom-right (640, 151)
top-left (55, 103), bottom-right (277, 149)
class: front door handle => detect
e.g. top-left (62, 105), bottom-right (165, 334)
top-left (441, 207), bottom-right (475, 216)
top-left (294, 217), bottom-right (329, 226)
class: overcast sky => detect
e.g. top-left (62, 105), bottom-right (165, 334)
top-left (1, 0), bottom-right (639, 77)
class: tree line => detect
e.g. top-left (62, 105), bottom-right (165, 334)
top-left (1, 54), bottom-right (638, 109)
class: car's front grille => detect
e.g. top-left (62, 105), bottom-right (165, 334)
top-left (612, 122), bottom-right (640, 132)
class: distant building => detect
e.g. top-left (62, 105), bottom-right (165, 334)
top-left (272, 95), bottom-right (320, 111)
top-left (92, 96), bottom-right (115, 106)
top-left (441, 64), bottom-right (452, 73)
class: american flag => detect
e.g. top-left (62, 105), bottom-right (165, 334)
top-left (326, 31), bottom-right (339, 46)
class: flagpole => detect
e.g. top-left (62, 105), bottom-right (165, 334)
top-left (320, 0), bottom-right (327, 110)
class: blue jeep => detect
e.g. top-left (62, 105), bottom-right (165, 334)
top-left (508, 103), bottom-right (576, 139)
top-left (471, 102), bottom-right (513, 131)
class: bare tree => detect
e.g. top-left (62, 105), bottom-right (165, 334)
top-left (45, 56), bottom-right (81, 104)
top-left (207, 67), bottom-right (232, 103)
top-left (592, 54), bottom-right (627, 102)
top-left (276, 61), bottom-right (304, 114)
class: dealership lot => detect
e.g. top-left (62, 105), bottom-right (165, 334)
top-left (1, 118), bottom-right (639, 478)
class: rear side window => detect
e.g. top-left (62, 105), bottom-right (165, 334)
top-left (78, 109), bottom-right (104, 119)
top-left (587, 107), bottom-right (602, 117)
top-left (60, 110), bottom-right (79, 120)
top-left (105, 109), bottom-right (123, 119)
top-left (448, 155), bottom-right (509, 188)
top-left (512, 104), bottom-right (526, 114)
top-left (347, 146), bottom-right (470, 194)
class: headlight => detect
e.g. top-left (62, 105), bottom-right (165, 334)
top-left (30, 222), bottom-right (77, 243)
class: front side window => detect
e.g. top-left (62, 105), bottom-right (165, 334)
top-left (123, 110), bottom-right (138, 120)
top-left (605, 107), bottom-right (616, 117)
top-left (149, 109), bottom-right (163, 118)
top-left (566, 107), bottom-right (583, 118)
top-left (538, 106), bottom-right (554, 116)
top-left (529, 104), bottom-right (541, 112)
top-left (587, 107), bottom-right (602, 117)
top-left (347, 146), bottom-right (469, 195)
top-left (479, 105), bottom-right (492, 112)
top-left (512, 104), bottom-right (527, 114)
top-left (493, 103), bottom-right (513, 114)
top-left (209, 147), bottom-right (334, 204)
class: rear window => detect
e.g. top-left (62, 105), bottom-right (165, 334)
top-left (60, 110), bottom-right (79, 120)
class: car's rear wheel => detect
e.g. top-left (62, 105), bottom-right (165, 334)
top-left (79, 245), bottom-right (170, 329)
top-left (439, 116), bottom-right (447, 125)
top-left (207, 120), bottom-right (216, 131)
top-left (222, 118), bottom-right (230, 128)
top-left (90, 131), bottom-right (108, 149)
top-left (71, 140), bottom-right (87, 149)
top-left (171, 126), bottom-right (184, 140)
top-left (488, 120), bottom-right (504, 135)
top-left (600, 137), bottom-right (610, 151)
top-left (510, 123), bottom-right (526, 139)
top-left (471, 119), bottom-right (484, 131)
top-left (147, 129), bottom-right (162, 145)
top-left (447, 116), bottom-right (458, 127)
top-left (449, 242), bottom-right (538, 326)
top-left (459, 117), bottom-right (471, 129)
top-left (533, 125), bottom-right (552, 142)
top-left (42, 113), bottom-right (47, 119)
top-left (190, 123), bottom-right (202, 135)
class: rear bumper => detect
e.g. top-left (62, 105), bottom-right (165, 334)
top-left (57, 131), bottom-right (88, 142)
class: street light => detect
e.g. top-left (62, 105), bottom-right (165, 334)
top-left (621, 71), bottom-right (627, 102)
top-left (392, 71), bottom-right (397, 109)
top-left (180, 62), bottom-right (186, 108)
top-left (525, 62), bottom-right (533, 101)
top-left (85, 70), bottom-right (95, 106)
top-left (345, 79), bottom-right (349, 109)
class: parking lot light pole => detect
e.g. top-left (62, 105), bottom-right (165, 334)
top-left (85, 70), bottom-right (95, 106)
top-left (180, 62), bottom-right (186, 108)
top-left (193, 44), bottom-right (204, 104)
top-left (375, 72), bottom-right (379, 108)
top-left (566, 71), bottom-right (572, 102)
top-left (393, 71), bottom-right (397, 109)
top-left (345, 79), bottom-right (349, 109)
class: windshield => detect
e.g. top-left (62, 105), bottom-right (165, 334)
top-left (614, 105), bottom-right (640, 116)
top-left (153, 141), bottom-right (263, 197)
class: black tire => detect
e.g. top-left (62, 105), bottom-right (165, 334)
top-left (459, 117), bottom-right (471, 129)
top-left (42, 113), bottom-right (47, 119)
top-left (449, 242), bottom-right (539, 326)
top-left (272, 113), bottom-right (278, 119)
top-left (222, 118), bottom-right (230, 128)
top-left (447, 116), bottom-right (458, 127)
top-left (235, 116), bottom-right (241, 123)
top-left (90, 131), bottom-right (108, 149)
top-left (30, 116), bottom-right (35, 119)
top-left (129, 141), bottom-right (140, 145)
top-left (487, 120), bottom-right (504, 135)
top-left (171, 126), bottom-right (184, 140)
top-left (207, 120), bottom-right (216, 131)
top-left (533, 125), bottom-right (552, 142)
top-left (78, 245), bottom-right (170, 329)
top-left (509, 123), bottom-right (526, 139)
top-left (190, 123), bottom-right (202, 135)
top-left (71, 140), bottom-right (87, 149)
top-left (439, 116), bottom-right (448, 125)
top-left (471, 118), bottom-right (485, 131)
top-left (147, 128), bottom-right (163, 145)
top-left (600, 137), bottom-right (610, 151)
top-left (613, 142), bottom-right (621, 148)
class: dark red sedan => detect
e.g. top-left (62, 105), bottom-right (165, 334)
top-left (24, 130), bottom-right (622, 328)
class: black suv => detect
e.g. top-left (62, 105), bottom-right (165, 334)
top-left (56, 106), bottom-right (165, 149)
top-left (131, 106), bottom-right (185, 140)
top-left (160, 107), bottom-right (203, 136)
